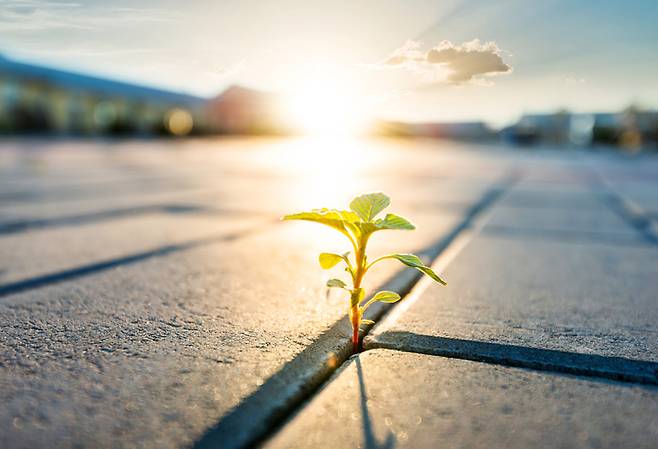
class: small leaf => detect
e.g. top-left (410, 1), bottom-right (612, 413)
top-left (326, 278), bottom-right (347, 289)
top-left (375, 213), bottom-right (415, 230)
top-left (349, 193), bottom-right (390, 222)
top-left (319, 253), bottom-right (344, 269)
top-left (283, 209), bottom-right (354, 237)
top-left (283, 208), bottom-right (367, 241)
top-left (389, 254), bottom-right (447, 285)
top-left (371, 290), bottom-right (401, 303)
top-left (360, 319), bottom-right (375, 325)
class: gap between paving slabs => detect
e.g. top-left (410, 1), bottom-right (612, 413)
top-left (254, 171), bottom-right (658, 448)
top-left (587, 167), bottom-right (658, 245)
top-left (192, 172), bottom-right (520, 449)
top-left (0, 218), bottom-right (279, 299)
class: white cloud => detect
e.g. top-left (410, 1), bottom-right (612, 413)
top-left (383, 39), bottom-right (512, 85)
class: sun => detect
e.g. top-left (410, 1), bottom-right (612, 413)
top-left (283, 75), bottom-right (371, 137)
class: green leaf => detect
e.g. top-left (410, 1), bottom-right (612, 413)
top-left (283, 208), bottom-right (369, 243)
top-left (374, 213), bottom-right (415, 230)
top-left (349, 193), bottom-right (390, 222)
top-left (283, 209), bottom-right (356, 236)
top-left (386, 254), bottom-right (447, 285)
top-left (371, 290), bottom-right (401, 303)
top-left (319, 253), bottom-right (345, 269)
top-left (360, 319), bottom-right (375, 325)
top-left (326, 278), bottom-right (347, 289)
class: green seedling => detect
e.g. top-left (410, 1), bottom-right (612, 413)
top-left (283, 192), bottom-right (446, 353)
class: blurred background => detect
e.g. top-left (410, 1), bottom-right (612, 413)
top-left (1, 3), bottom-right (658, 448)
top-left (0, 0), bottom-right (656, 150)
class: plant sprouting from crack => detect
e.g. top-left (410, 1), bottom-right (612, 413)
top-left (283, 192), bottom-right (446, 353)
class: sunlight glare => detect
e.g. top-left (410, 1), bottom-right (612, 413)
top-left (283, 73), bottom-right (371, 137)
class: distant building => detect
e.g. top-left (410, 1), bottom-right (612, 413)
top-left (204, 85), bottom-right (286, 135)
top-left (373, 120), bottom-right (493, 141)
top-left (510, 111), bottom-right (572, 145)
top-left (0, 54), bottom-right (207, 136)
top-left (504, 109), bottom-right (658, 151)
top-left (412, 121), bottom-right (493, 140)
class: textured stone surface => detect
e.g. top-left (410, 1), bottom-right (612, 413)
top-left (368, 231), bottom-right (658, 362)
top-left (2, 138), bottom-right (657, 449)
top-left (0, 214), bottom-right (266, 284)
top-left (264, 349), bottom-right (658, 449)
top-left (0, 210), bottom-right (468, 449)
top-left (367, 162), bottom-right (658, 363)
top-left (0, 138), bottom-right (500, 449)
top-left (485, 203), bottom-right (638, 236)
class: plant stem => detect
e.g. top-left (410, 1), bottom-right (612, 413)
top-left (350, 235), bottom-right (369, 353)
top-left (352, 318), bottom-right (359, 353)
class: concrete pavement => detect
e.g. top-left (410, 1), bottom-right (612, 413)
top-left (1, 138), bottom-right (657, 449)
top-left (264, 350), bottom-right (658, 449)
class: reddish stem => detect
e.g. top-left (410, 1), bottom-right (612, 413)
top-left (351, 311), bottom-right (360, 353)
top-left (350, 235), bottom-right (369, 354)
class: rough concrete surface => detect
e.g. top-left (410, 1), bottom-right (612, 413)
top-left (367, 232), bottom-right (658, 361)
top-left (1, 138), bottom-right (510, 449)
top-left (1, 138), bottom-right (657, 449)
top-left (264, 349), bottom-right (658, 449)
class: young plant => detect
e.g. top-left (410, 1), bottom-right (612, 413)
top-left (283, 192), bottom-right (446, 353)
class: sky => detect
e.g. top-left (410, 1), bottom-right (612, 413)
top-left (1, 0), bottom-right (657, 126)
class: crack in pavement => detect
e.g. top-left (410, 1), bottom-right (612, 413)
top-left (192, 171), bottom-right (521, 449)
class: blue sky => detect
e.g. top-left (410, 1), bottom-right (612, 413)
top-left (1, 0), bottom-right (657, 125)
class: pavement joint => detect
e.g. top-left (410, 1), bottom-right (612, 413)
top-left (192, 171), bottom-right (520, 449)
top-left (365, 333), bottom-right (658, 386)
top-left (0, 203), bottom-right (206, 234)
top-left (0, 219), bottom-right (277, 299)
top-left (588, 168), bottom-right (658, 244)
top-left (0, 203), bottom-right (272, 235)
top-left (602, 192), bottom-right (658, 244)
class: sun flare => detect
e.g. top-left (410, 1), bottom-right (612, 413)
top-left (283, 75), bottom-right (371, 137)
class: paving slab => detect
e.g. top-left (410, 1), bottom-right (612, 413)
top-left (485, 204), bottom-right (638, 236)
top-left (0, 206), bottom-right (466, 449)
top-left (0, 144), bottom-right (509, 224)
top-left (483, 182), bottom-right (647, 246)
top-left (499, 188), bottom-right (608, 210)
top-left (367, 230), bottom-right (658, 365)
top-left (0, 214), bottom-right (267, 286)
top-left (4, 138), bottom-right (655, 449)
top-left (264, 349), bottom-right (658, 449)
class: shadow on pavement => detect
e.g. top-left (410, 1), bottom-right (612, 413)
top-left (369, 332), bottom-right (658, 386)
top-left (355, 356), bottom-right (396, 449)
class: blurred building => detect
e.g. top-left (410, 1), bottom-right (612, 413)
top-left (373, 120), bottom-right (494, 141)
top-left (503, 108), bottom-right (658, 151)
top-left (0, 54), bottom-right (207, 136)
top-left (413, 121), bottom-right (493, 140)
top-left (204, 85), bottom-right (286, 135)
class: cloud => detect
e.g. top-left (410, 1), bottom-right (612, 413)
top-left (383, 39), bottom-right (512, 85)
